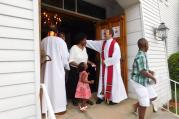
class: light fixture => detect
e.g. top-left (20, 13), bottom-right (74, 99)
top-left (154, 22), bottom-right (169, 41)
top-left (41, 11), bottom-right (62, 26)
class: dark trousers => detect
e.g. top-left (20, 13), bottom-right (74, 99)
top-left (66, 66), bottom-right (79, 99)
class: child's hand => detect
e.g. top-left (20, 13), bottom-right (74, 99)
top-left (91, 63), bottom-right (96, 68)
top-left (90, 80), bottom-right (94, 84)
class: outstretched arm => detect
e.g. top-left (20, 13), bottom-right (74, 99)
top-left (86, 40), bottom-right (104, 53)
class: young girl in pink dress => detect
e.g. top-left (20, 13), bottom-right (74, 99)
top-left (75, 62), bottom-right (94, 111)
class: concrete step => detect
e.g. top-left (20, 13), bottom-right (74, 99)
top-left (54, 99), bottom-right (154, 119)
top-left (42, 98), bottom-right (179, 119)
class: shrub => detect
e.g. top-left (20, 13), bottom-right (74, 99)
top-left (168, 52), bottom-right (179, 82)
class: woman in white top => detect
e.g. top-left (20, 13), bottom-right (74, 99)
top-left (66, 33), bottom-right (95, 106)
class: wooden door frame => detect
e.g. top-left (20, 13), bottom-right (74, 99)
top-left (95, 15), bottom-right (128, 93)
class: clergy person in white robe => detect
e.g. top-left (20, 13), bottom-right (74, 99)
top-left (41, 25), bottom-right (70, 113)
top-left (86, 29), bottom-right (127, 105)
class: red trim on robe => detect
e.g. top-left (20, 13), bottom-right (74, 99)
top-left (101, 39), bottom-right (116, 101)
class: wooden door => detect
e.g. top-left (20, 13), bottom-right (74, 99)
top-left (96, 16), bottom-right (128, 92)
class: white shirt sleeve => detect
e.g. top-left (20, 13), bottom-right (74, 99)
top-left (69, 46), bottom-right (76, 63)
top-left (104, 43), bottom-right (121, 66)
top-left (86, 40), bottom-right (104, 53)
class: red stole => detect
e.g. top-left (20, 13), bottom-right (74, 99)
top-left (101, 39), bottom-right (116, 102)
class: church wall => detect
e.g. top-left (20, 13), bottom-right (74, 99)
top-left (125, 3), bottom-right (144, 98)
top-left (0, 0), bottom-right (41, 118)
top-left (140, 0), bottom-right (172, 106)
top-left (158, 0), bottom-right (179, 57)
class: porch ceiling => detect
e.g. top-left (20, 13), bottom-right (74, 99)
top-left (115, 0), bottom-right (139, 8)
top-left (82, 0), bottom-right (117, 8)
top-left (82, 0), bottom-right (140, 9)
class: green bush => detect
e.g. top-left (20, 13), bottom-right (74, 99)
top-left (168, 52), bottom-right (179, 82)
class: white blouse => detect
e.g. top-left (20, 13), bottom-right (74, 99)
top-left (69, 45), bottom-right (88, 65)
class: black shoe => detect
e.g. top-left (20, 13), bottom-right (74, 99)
top-left (87, 100), bottom-right (94, 105)
top-left (96, 98), bottom-right (104, 104)
top-left (72, 99), bottom-right (78, 106)
top-left (109, 101), bottom-right (117, 105)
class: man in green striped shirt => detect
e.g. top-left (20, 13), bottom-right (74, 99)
top-left (131, 38), bottom-right (157, 119)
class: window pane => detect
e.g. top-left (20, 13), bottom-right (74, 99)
top-left (42, 0), bottom-right (63, 8)
top-left (77, 0), bottom-right (106, 19)
top-left (64, 0), bottom-right (75, 11)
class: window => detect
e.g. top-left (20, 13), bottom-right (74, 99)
top-left (64, 0), bottom-right (76, 11)
top-left (42, 0), bottom-right (106, 19)
top-left (42, 0), bottom-right (63, 8)
top-left (77, 0), bottom-right (106, 19)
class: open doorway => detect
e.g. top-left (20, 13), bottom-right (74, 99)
top-left (40, 0), bottom-right (128, 93)
top-left (41, 8), bottom-right (100, 92)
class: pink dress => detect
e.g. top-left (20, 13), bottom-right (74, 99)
top-left (75, 71), bottom-right (91, 99)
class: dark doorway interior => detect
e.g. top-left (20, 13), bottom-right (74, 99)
top-left (41, 9), bottom-right (98, 92)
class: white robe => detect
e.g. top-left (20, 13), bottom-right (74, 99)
top-left (41, 36), bottom-right (70, 113)
top-left (86, 38), bottom-right (127, 103)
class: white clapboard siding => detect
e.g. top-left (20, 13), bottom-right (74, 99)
top-left (0, 105), bottom-right (36, 119)
top-left (0, 3), bottom-right (33, 19)
top-left (0, 72), bottom-right (34, 86)
top-left (0, 0), bottom-right (33, 10)
top-left (0, 50), bottom-right (34, 61)
top-left (148, 58), bottom-right (166, 63)
top-left (0, 83), bottom-right (35, 99)
top-left (0, 38), bottom-right (34, 50)
top-left (0, 15), bottom-right (33, 30)
top-left (0, 26), bottom-right (33, 40)
top-left (147, 48), bottom-right (166, 55)
top-left (0, 94), bottom-right (35, 112)
top-left (141, 0), bottom-right (172, 106)
top-left (158, 0), bottom-right (179, 56)
top-left (0, 0), bottom-right (38, 118)
top-left (0, 62), bottom-right (34, 73)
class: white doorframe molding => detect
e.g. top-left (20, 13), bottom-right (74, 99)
top-left (33, 0), bottom-right (41, 118)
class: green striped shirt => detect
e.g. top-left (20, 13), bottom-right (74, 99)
top-left (131, 50), bottom-right (149, 86)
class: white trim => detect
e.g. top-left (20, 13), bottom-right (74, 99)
top-left (139, 0), bottom-right (145, 38)
top-left (33, 0), bottom-right (41, 119)
top-left (41, 84), bottom-right (56, 119)
top-left (41, 3), bottom-right (102, 21)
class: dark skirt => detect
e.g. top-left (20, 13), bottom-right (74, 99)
top-left (66, 66), bottom-right (79, 99)
top-left (87, 64), bottom-right (97, 92)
